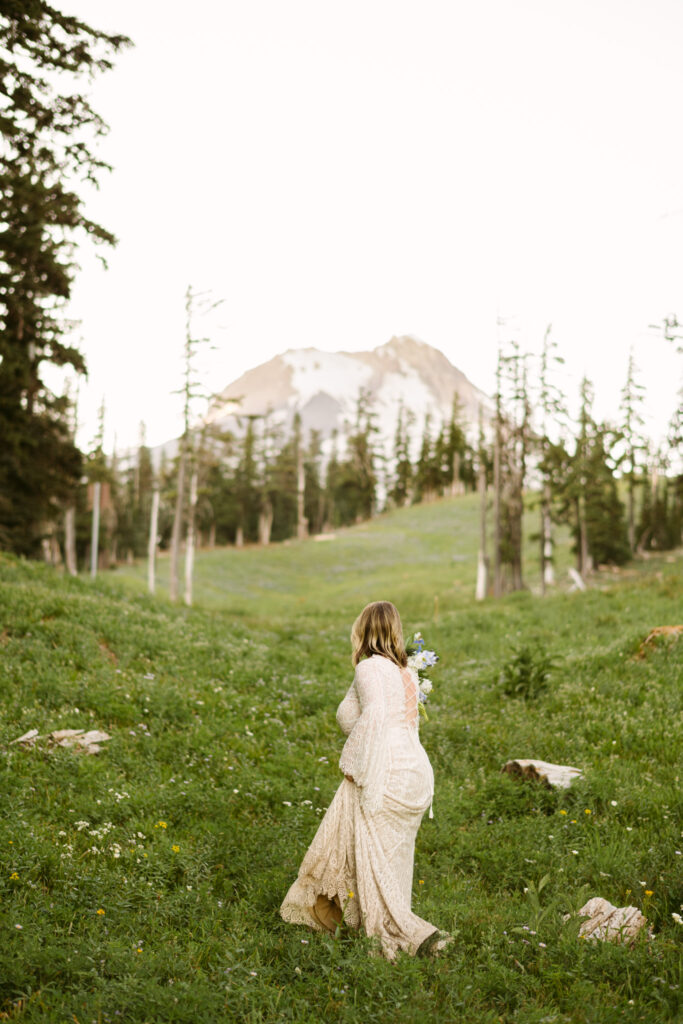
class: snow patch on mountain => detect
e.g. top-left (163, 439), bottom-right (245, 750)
top-left (282, 349), bottom-right (372, 414)
top-left (206, 335), bottom-right (492, 462)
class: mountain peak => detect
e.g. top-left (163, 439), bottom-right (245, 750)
top-left (207, 337), bottom-right (491, 455)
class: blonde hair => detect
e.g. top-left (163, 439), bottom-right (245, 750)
top-left (351, 601), bottom-right (407, 669)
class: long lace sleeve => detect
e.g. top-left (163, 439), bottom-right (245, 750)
top-left (338, 659), bottom-right (388, 815)
top-left (336, 683), bottom-right (361, 736)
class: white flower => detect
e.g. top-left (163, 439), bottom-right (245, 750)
top-left (672, 913), bottom-right (683, 926)
top-left (419, 679), bottom-right (433, 695)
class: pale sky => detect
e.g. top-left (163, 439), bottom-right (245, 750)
top-left (59, 0), bottom-right (683, 454)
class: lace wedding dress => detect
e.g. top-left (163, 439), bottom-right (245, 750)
top-left (280, 654), bottom-right (438, 959)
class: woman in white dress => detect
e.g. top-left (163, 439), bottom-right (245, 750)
top-left (280, 601), bottom-right (449, 959)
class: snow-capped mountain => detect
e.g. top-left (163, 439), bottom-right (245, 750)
top-left (206, 335), bottom-right (491, 459)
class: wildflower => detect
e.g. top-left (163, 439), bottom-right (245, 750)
top-left (172, 845), bottom-right (180, 853)
top-left (294, 966), bottom-right (302, 974)
top-left (672, 913), bottom-right (683, 926)
top-left (15, 924), bottom-right (22, 930)
top-left (626, 826), bottom-right (633, 831)
top-left (232, 789), bottom-right (239, 794)
top-left (559, 810), bottom-right (567, 816)
top-left (584, 809), bottom-right (592, 815)
top-left (155, 822), bottom-right (168, 829)
top-left (571, 849), bottom-right (579, 855)
top-left (610, 800), bottom-right (618, 806)
top-left (347, 891), bottom-right (354, 899)
top-left (570, 819), bottom-right (577, 824)
top-left (136, 948), bottom-right (143, 953)
top-left (96, 909), bottom-right (105, 916)
top-left (418, 879), bottom-right (424, 885)
top-left (9, 872), bottom-right (19, 880)
top-left (282, 801), bottom-right (292, 807)
top-left (625, 889), bottom-right (631, 895)
top-left (645, 890), bottom-right (654, 897)
top-left (539, 942), bottom-right (547, 948)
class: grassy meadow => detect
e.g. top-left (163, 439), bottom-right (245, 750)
top-left (0, 494), bottom-right (682, 1023)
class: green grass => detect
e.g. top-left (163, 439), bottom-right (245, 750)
top-left (0, 495), bottom-right (682, 1023)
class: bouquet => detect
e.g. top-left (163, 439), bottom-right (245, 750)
top-left (405, 632), bottom-right (439, 719)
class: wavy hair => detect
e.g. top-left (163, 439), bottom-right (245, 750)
top-left (350, 601), bottom-right (407, 669)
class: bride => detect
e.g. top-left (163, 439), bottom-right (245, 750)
top-left (280, 600), bottom-right (450, 959)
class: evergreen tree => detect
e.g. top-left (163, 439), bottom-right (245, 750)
top-left (303, 429), bottom-right (325, 535)
top-left (413, 415), bottom-right (441, 502)
top-left (442, 394), bottom-right (469, 494)
top-left (330, 391), bottom-right (378, 525)
top-left (389, 403), bottom-right (413, 508)
top-left (550, 379), bottom-right (630, 569)
top-left (0, 3), bottom-right (130, 554)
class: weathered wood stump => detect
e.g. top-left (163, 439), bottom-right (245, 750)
top-left (569, 897), bottom-right (649, 944)
top-left (502, 758), bottom-right (583, 789)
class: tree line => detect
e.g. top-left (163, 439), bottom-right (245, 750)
top-left (49, 329), bottom-right (682, 607)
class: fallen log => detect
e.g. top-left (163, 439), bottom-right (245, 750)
top-left (502, 758), bottom-right (583, 789)
top-left (10, 727), bottom-right (111, 755)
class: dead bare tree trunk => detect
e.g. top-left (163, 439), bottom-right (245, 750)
top-left (184, 465), bottom-right (198, 606)
top-left (65, 506), bottom-right (77, 576)
top-left (577, 494), bottom-right (590, 575)
top-left (475, 456), bottom-right (488, 601)
top-left (493, 423), bottom-right (502, 597)
top-left (90, 481), bottom-right (101, 580)
top-left (541, 482), bottom-right (554, 593)
top-left (148, 487), bottom-right (160, 594)
top-left (258, 502), bottom-right (273, 545)
top-left (169, 447), bottom-right (186, 602)
top-left (297, 445), bottom-right (307, 539)
top-left (627, 473), bottom-right (636, 554)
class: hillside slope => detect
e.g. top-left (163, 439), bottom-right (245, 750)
top-left (0, 552), bottom-right (681, 1022)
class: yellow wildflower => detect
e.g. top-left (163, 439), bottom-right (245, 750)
top-left (584, 809), bottom-right (592, 815)
top-left (9, 872), bottom-right (19, 881)
top-left (645, 890), bottom-right (653, 897)
top-left (155, 821), bottom-right (167, 829)
top-left (625, 889), bottom-right (631, 895)
top-left (172, 845), bottom-right (180, 853)
top-left (559, 810), bottom-right (567, 816)
top-left (347, 891), bottom-right (354, 899)
top-left (136, 947), bottom-right (143, 954)
top-left (418, 879), bottom-right (425, 885)
top-left (96, 909), bottom-right (105, 916)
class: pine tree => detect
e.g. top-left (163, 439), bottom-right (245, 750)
top-left (0, 3), bottom-right (130, 554)
top-left (389, 403), bottom-right (413, 508)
